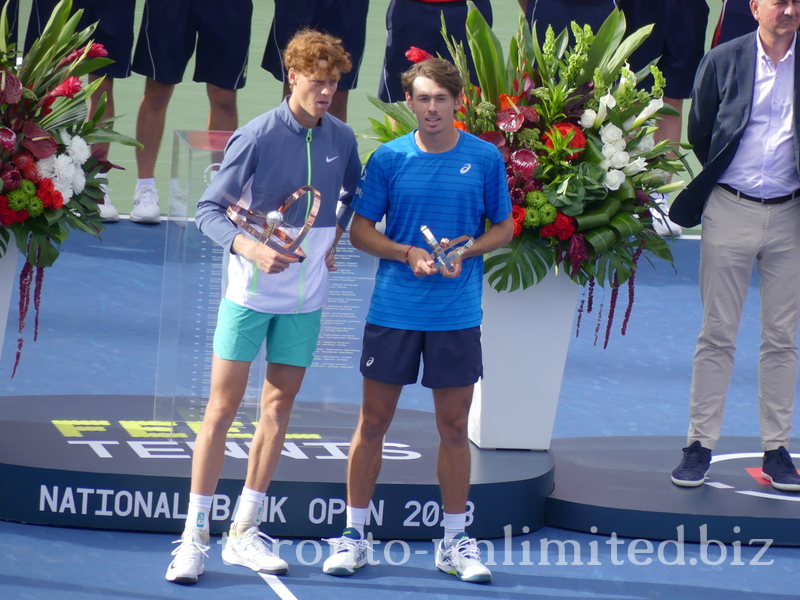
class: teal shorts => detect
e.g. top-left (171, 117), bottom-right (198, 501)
top-left (213, 299), bottom-right (322, 367)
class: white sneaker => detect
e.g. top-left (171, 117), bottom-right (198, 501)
top-left (650, 194), bottom-right (682, 237)
top-left (322, 528), bottom-right (369, 576)
top-left (96, 178), bottom-right (119, 222)
top-left (165, 529), bottom-right (210, 584)
top-left (221, 523), bottom-right (289, 574)
top-left (131, 186), bottom-right (161, 224)
top-left (97, 200), bottom-right (120, 223)
top-left (435, 533), bottom-right (492, 583)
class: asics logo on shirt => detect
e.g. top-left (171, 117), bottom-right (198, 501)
top-left (366, 357), bottom-right (375, 367)
top-left (326, 156), bottom-right (338, 163)
top-left (460, 164), bottom-right (471, 174)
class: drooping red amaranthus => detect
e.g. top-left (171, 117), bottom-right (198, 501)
top-left (604, 274), bottom-right (620, 349)
top-left (12, 257), bottom-right (33, 378)
top-left (621, 245), bottom-right (643, 336)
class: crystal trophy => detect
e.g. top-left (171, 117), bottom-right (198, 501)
top-left (226, 185), bottom-right (321, 262)
top-left (420, 225), bottom-right (474, 271)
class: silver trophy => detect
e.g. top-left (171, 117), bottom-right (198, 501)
top-left (420, 225), bottom-right (474, 271)
top-left (226, 185), bottom-right (321, 262)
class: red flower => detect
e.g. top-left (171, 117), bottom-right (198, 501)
top-left (540, 211), bottom-right (577, 240)
top-left (22, 165), bottom-right (41, 184)
top-left (61, 43), bottom-right (109, 66)
top-left (48, 76), bottom-right (83, 100)
top-left (1, 168), bottom-right (21, 191)
top-left (453, 120), bottom-right (468, 132)
top-left (38, 177), bottom-right (55, 193)
top-left (498, 94), bottom-right (521, 111)
top-left (511, 205), bottom-right (526, 237)
top-left (405, 46), bottom-right (434, 63)
top-left (542, 123), bottom-right (587, 160)
top-left (0, 127), bottom-right (16, 152)
top-left (0, 68), bottom-right (23, 104)
top-left (21, 122), bottom-right (58, 159)
top-left (13, 150), bottom-right (35, 170)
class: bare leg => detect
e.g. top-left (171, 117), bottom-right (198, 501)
top-left (136, 77), bottom-right (175, 179)
top-left (346, 378), bottom-right (403, 508)
top-left (190, 354), bottom-right (251, 495)
top-left (655, 97), bottom-right (684, 161)
top-left (207, 83), bottom-right (238, 131)
top-left (243, 362), bottom-right (306, 492)
top-left (433, 386), bottom-right (474, 514)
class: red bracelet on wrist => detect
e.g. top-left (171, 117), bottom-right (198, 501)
top-left (404, 245), bottom-right (413, 264)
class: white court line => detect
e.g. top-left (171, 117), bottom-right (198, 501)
top-left (259, 573), bottom-right (299, 600)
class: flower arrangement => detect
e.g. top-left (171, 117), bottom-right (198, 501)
top-left (366, 7), bottom-right (690, 346)
top-left (0, 0), bottom-right (139, 374)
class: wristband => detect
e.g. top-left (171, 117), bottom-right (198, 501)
top-left (404, 245), bottom-right (414, 264)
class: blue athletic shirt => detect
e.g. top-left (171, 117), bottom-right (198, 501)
top-left (354, 130), bottom-right (511, 331)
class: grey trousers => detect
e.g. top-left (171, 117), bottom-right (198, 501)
top-left (688, 185), bottom-right (800, 451)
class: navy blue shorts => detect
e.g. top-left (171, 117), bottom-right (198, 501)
top-left (132, 0), bottom-right (252, 89)
top-left (25, 0), bottom-right (135, 78)
top-left (261, 0), bottom-right (369, 90)
top-left (360, 324), bottom-right (483, 389)
top-left (712, 0), bottom-right (757, 48)
top-left (526, 0), bottom-right (617, 44)
top-left (618, 0), bottom-right (709, 100)
top-left (378, 0), bottom-right (493, 103)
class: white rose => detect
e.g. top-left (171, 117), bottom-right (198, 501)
top-left (599, 159), bottom-right (612, 170)
top-left (600, 123), bottom-right (623, 145)
top-left (602, 140), bottom-right (626, 159)
top-left (610, 151), bottom-right (630, 169)
top-left (631, 133), bottom-right (655, 156)
top-left (623, 157), bottom-right (648, 175)
top-left (580, 109), bottom-right (597, 129)
top-left (604, 169), bottom-right (626, 191)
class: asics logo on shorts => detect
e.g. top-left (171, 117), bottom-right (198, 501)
top-left (366, 357), bottom-right (375, 367)
top-left (460, 164), bottom-right (471, 174)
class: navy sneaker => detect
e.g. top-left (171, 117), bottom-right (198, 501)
top-left (762, 446), bottom-right (800, 492)
top-left (671, 440), bottom-right (712, 487)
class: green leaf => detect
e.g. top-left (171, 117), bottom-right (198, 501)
top-left (484, 235), bottom-right (554, 292)
top-left (465, 5), bottom-right (506, 105)
top-left (575, 197), bottom-right (622, 231)
top-left (608, 212), bottom-right (644, 238)
top-left (366, 95), bottom-right (417, 133)
top-left (584, 226), bottom-right (619, 255)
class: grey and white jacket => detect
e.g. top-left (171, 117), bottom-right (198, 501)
top-left (196, 99), bottom-right (361, 314)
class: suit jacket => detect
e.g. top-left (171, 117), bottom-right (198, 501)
top-left (669, 32), bottom-right (800, 228)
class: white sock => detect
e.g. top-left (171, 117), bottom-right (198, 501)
top-left (136, 178), bottom-right (156, 191)
top-left (185, 493), bottom-right (213, 532)
top-left (443, 512), bottom-right (467, 547)
top-left (233, 487), bottom-right (266, 527)
top-left (346, 505), bottom-right (368, 538)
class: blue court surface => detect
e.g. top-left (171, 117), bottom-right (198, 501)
top-left (2, 222), bottom-right (800, 599)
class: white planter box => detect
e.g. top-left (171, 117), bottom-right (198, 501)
top-left (469, 270), bottom-right (580, 450)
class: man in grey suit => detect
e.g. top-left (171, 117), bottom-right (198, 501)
top-left (669, 0), bottom-right (800, 490)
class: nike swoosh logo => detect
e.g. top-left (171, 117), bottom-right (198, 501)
top-left (326, 156), bottom-right (338, 163)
